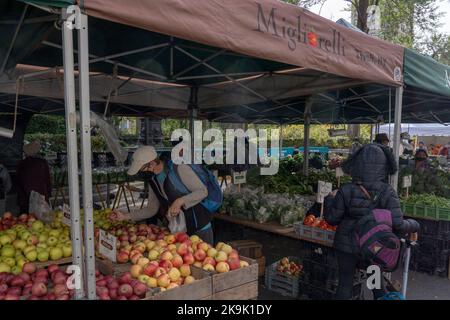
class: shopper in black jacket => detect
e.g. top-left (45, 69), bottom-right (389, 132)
top-left (324, 143), bottom-right (416, 300)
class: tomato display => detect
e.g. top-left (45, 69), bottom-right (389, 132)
top-left (302, 215), bottom-right (337, 232)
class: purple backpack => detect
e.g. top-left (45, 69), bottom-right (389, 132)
top-left (354, 185), bottom-right (401, 272)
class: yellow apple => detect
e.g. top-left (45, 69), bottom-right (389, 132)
top-left (50, 247), bottom-right (63, 260)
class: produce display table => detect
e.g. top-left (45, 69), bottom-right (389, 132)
top-left (214, 213), bottom-right (332, 248)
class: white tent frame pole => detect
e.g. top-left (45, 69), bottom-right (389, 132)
top-left (391, 86), bottom-right (403, 191)
top-left (61, 9), bottom-right (85, 300)
top-left (303, 97), bottom-right (313, 176)
top-left (77, 12), bottom-right (96, 300)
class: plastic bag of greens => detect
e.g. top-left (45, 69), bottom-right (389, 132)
top-left (254, 206), bottom-right (272, 223)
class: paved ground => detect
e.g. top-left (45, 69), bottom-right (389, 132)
top-left (213, 219), bottom-right (450, 300)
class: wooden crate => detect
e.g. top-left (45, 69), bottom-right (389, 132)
top-left (198, 256), bottom-right (258, 300)
top-left (35, 257), bottom-right (72, 269)
top-left (144, 267), bottom-right (212, 300)
top-left (96, 257), bottom-right (131, 277)
top-left (228, 240), bottom-right (263, 258)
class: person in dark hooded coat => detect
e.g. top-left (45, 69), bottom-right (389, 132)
top-left (324, 143), bottom-right (415, 300)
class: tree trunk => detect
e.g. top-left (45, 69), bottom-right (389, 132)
top-left (356, 0), bottom-right (370, 33)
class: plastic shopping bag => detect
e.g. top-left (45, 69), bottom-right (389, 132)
top-left (29, 191), bottom-right (53, 223)
top-left (167, 211), bottom-right (187, 234)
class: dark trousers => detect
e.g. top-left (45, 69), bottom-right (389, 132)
top-left (335, 250), bottom-right (386, 300)
top-left (195, 226), bottom-right (214, 246)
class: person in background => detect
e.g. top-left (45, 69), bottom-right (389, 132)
top-left (374, 133), bottom-right (390, 146)
top-left (324, 143), bottom-right (419, 300)
top-left (414, 149), bottom-right (430, 170)
top-left (440, 143), bottom-right (450, 157)
top-left (0, 163), bottom-right (12, 214)
top-left (16, 141), bottom-right (52, 213)
top-left (418, 141), bottom-right (427, 152)
top-left (113, 146), bottom-right (213, 244)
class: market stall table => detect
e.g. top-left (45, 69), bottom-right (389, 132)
top-left (214, 213), bottom-right (332, 248)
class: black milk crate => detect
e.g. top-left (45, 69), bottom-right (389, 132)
top-left (304, 242), bottom-right (338, 268)
top-left (299, 282), bottom-right (363, 300)
top-left (264, 256), bottom-right (303, 298)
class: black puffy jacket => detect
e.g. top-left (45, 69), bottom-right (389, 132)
top-left (324, 143), bottom-right (405, 254)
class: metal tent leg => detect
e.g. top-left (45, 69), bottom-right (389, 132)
top-left (77, 12), bottom-right (96, 300)
top-left (61, 10), bottom-right (84, 300)
top-left (391, 86), bottom-right (403, 192)
top-left (303, 97), bottom-right (313, 176)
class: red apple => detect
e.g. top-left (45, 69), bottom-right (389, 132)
top-left (35, 269), bottom-right (49, 279)
top-left (171, 255), bottom-right (184, 268)
top-left (133, 282), bottom-right (147, 297)
top-left (10, 276), bottom-right (25, 288)
top-left (159, 260), bottom-right (173, 271)
top-left (116, 251), bottom-right (129, 264)
top-left (175, 232), bottom-right (189, 243)
top-left (22, 262), bottom-right (37, 275)
top-left (107, 279), bottom-right (119, 290)
top-left (32, 282), bottom-right (47, 297)
top-left (183, 253), bottom-right (195, 265)
top-left (18, 272), bottom-right (31, 283)
top-left (118, 272), bottom-right (132, 285)
top-left (109, 288), bottom-right (118, 300)
top-left (143, 264), bottom-right (158, 277)
top-left (54, 283), bottom-right (69, 296)
top-left (47, 264), bottom-right (60, 274)
top-left (194, 249), bottom-right (206, 262)
top-left (96, 286), bottom-right (109, 297)
top-left (118, 284), bottom-right (133, 298)
top-left (203, 257), bottom-right (216, 267)
top-left (177, 243), bottom-right (189, 256)
top-left (228, 258), bottom-right (241, 271)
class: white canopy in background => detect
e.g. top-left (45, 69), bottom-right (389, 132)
top-left (380, 124), bottom-right (450, 137)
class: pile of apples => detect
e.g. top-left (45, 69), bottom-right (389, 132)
top-left (0, 212), bottom-right (72, 274)
top-left (95, 224), bottom-right (169, 263)
top-left (275, 257), bottom-right (303, 277)
top-left (0, 262), bottom-right (74, 300)
top-left (127, 232), bottom-right (249, 290)
top-left (96, 271), bottom-right (150, 300)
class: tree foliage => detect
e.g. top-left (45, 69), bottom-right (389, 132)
top-left (281, 0), bottom-right (448, 63)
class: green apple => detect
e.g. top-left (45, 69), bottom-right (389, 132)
top-left (0, 262), bottom-right (11, 273)
top-left (49, 247), bottom-right (63, 261)
top-left (62, 245), bottom-right (72, 258)
top-left (11, 266), bottom-right (21, 275)
top-left (20, 231), bottom-right (31, 241)
top-left (38, 234), bottom-right (48, 244)
top-left (37, 243), bottom-right (48, 249)
top-left (23, 245), bottom-right (36, 255)
top-left (37, 251), bottom-right (49, 262)
top-left (16, 258), bottom-right (27, 269)
top-left (59, 235), bottom-right (70, 243)
top-left (3, 257), bottom-right (16, 267)
top-left (12, 239), bottom-right (27, 251)
top-left (1, 246), bottom-right (15, 258)
top-left (47, 236), bottom-right (58, 247)
top-left (31, 221), bottom-right (44, 233)
top-left (25, 250), bottom-right (37, 262)
top-left (49, 229), bottom-right (61, 238)
top-left (5, 230), bottom-right (17, 241)
top-left (0, 235), bottom-right (12, 246)
top-left (26, 235), bottom-right (39, 246)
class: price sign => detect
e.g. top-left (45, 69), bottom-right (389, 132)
top-left (62, 204), bottom-right (71, 227)
top-left (402, 175), bottom-right (412, 188)
top-left (232, 171), bottom-right (247, 184)
top-left (99, 229), bottom-right (117, 263)
top-left (335, 167), bottom-right (344, 178)
top-left (317, 180), bottom-right (333, 204)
